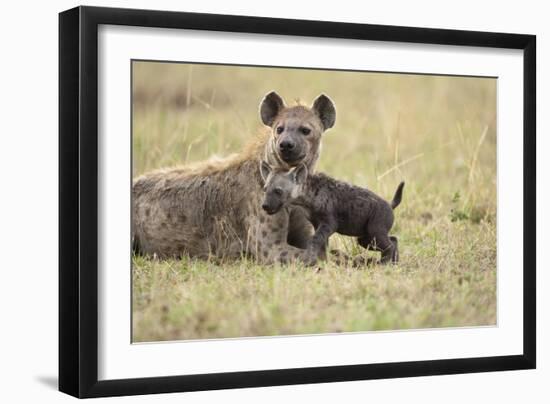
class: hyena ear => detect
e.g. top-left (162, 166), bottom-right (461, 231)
top-left (293, 163), bottom-right (308, 184)
top-left (312, 94), bottom-right (336, 130)
top-left (260, 160), bottom-right (272, 182)
top-left (260, 91), bottom-right (285, 127)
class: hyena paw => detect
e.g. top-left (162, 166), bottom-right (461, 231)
top-left (303, 249), bottom-right (319, 267)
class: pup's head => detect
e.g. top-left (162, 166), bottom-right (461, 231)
top-left (259, 161), bottom-right (308, 215)
top-left (259, 91), bottom-right (336, 169)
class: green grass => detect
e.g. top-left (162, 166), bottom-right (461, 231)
top-left (132, 61), bottom-right (497, 342)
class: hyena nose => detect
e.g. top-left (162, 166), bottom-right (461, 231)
top-left (261, 203), bottom-right (270, 211)
top-left (279, 140), bottom-right (295, 151)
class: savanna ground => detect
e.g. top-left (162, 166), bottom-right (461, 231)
top-left (132, 61), bottom-right (497, 342)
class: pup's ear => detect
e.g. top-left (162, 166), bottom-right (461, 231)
top-left (260, 160), bottom-right (272, 182)
top-left (311, 94), bottom-right (336, 130)
top-left (260, 91), bottom-right (286, 127)
top-left (293, 163), bottom-right (308, 184)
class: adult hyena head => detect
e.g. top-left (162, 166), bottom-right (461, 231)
top-left (260, 91), bottom-right (336, 171)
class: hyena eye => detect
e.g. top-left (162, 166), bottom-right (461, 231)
top-left (274, 188), bottom-right (283, 196)
top-left (300, 127), bottom-right (311, 135)
top-left (276, 126), bottom-right (284, 134)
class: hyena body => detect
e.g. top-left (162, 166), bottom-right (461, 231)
top-left (260, 162), bottom-right (405, 263)
top-left (132, 91), bottom-right (336, 264)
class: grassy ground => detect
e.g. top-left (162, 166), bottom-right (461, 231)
top-left (132, 61), bottom-right (497, 342)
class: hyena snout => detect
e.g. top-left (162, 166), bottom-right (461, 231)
top-left (277, 132), bottom-right (304, 163)
top-left (261, 198), bottom-right (282, 215)
top-left (261, 202), bottom-right (274, 214)
top-left (279, 139), bottom-right (295, 152)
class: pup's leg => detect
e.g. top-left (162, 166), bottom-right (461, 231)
top-left (358, 233), bottom-right (398, 265)
top-left (389, 236), bottom-right (399, 262)
top-left (372, 234), bottom-right (395, 264)
top-left (357, 235), bottom-right (373, 250)
top-left (287, 206), bottom-right (314, 249)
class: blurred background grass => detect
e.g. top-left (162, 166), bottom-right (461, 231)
top-left (132, 61), bottom-right (496, 342)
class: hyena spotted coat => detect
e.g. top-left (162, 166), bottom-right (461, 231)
top-left (132, 91), bottom-right (336, 264)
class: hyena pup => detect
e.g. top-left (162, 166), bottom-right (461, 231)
top-left (260, 161), bottom-right (405, 263)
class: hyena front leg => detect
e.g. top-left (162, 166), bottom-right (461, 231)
top-left (308, 220), bottom-right (337, 259)
top-left (286, 206), bottom-right (314, 249)
top-left (247, 212), bottom-right (322, 266)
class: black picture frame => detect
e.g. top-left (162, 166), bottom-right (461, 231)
top-left (59, 5), bottom-right (536, 398)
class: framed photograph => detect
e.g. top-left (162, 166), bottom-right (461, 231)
top-left (59, 6), bottom-right (536, 398)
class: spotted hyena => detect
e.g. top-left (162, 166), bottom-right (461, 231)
top-left (260, 161), bottom-right (404, 263)
top-left (132, 91), bottom-right (336, 264)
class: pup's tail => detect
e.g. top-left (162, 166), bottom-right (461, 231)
top-left (391, 181), bottom-right (405, 209)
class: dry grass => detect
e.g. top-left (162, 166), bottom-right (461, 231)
top-left (132, 61), bottom-right (497, 342)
